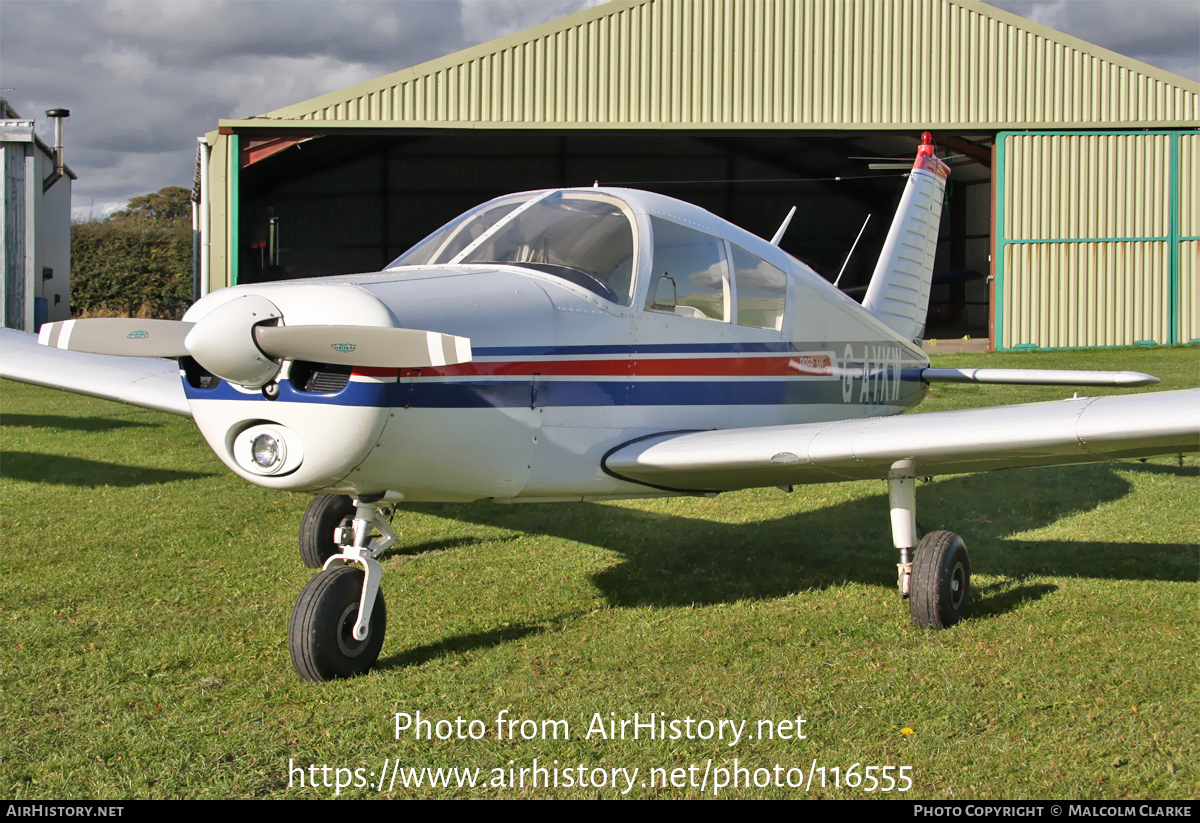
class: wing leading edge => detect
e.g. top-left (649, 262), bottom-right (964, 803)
top-left (0, 328), bottom-right (191, 417)
top-left (603, 390), bottom-right (1200, 492)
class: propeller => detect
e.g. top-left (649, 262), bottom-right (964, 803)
top-left (38, 317), bottom-right (194, 357)
top-left (37, 295), bottom-right (471, 388)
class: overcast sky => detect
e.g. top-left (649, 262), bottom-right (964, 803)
top-left (1, 0), bottom-right (1195, 219)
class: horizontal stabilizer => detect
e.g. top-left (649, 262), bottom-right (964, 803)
top-left (2, 329), bottom-right (190, 416)
top-left (603, 389), bottom-right (1199, 492)
top-left (921, 368), bottom-right (1159, 387)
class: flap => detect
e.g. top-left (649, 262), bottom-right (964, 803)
top-left (603, 390), bottom-right (1199, 492)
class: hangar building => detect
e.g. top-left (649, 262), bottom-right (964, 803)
top-left (199, 0), bottom-right (1199, 350)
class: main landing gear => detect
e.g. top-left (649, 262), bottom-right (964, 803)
top-left (289, 494), bottom-right (400, 681)
top-left (888, 461), bottom-right (971, 629)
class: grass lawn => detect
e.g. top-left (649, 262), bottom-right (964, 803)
top-left (1, 345), bottom-right (1196, 799)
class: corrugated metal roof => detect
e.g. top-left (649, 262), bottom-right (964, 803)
top-left (229, 0), bottom-right (1199, 131)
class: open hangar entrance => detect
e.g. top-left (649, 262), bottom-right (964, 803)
top-left (235, 129), bottom-right (994, 341)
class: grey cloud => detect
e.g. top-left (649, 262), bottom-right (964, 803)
top-left (1, 0), bottom-right (589, 215)
top-left (66, 1), bottom-right (466, 67)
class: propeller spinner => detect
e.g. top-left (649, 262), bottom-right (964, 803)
top-left (37, 294), bottom-right (471, 387)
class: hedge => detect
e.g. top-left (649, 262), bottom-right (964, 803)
top-left (70, 220), bottom-right (193, 319)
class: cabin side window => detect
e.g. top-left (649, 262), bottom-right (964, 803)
top-left (731, 245), bottom-right (787, 331)
top-left (644, 217), bottom-right (729, 322)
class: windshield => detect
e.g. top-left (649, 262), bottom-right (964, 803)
top-left (384, 194), bottom-right (536, 269)
top-left (457, 192), bottom-right (636, 305)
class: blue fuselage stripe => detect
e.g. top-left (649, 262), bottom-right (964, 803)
top-left (184, 372), bottom-right (927, 409)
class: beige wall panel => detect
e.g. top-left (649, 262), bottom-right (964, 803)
top-left (207, 135), bottom-right (229, 293)
top-left (1180, 241), bottom-right (1198, 343)
top-left (1180, 133), bottom-right (1199, 238)
top-left (1005, 133), bottom-right (1170, 240)
top-left (264, 0), bottom-right (1198, 129)
top-left (1003, 241), bottom-right (1169, 348)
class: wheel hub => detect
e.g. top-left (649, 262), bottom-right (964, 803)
top-left (949, 562), bottom-right (966, 609)
top-left (336, 603), bottom-right (370, 658)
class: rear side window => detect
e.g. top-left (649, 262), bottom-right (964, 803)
top-left (731, 245), bottom-right (787, 330)
top-left (644, 217), bottom-right (729, 322)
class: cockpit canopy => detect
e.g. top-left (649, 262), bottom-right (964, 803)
top-left (387, 190), bottom-right (637, 305)
top-left (386, 188), bottom-right (793, 331)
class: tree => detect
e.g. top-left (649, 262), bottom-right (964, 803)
top-left (107, 186), bottom-right (193, 226)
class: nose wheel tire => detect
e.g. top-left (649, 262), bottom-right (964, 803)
top-left (299, 494), bottom-right (355, 568)
top-left (289, 565), bottom-right (386, 682)
top-left (909, 530), bottom-right (970, 629)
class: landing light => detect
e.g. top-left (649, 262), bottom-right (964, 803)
top-left (233, 424), bottom-right (304, 476)
top-left (252, 433), bottom-right (280, 468)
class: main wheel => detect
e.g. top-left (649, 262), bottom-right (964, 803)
top-left (909, 530), bottom-right (970, 629)
top-left (299, 494), bottom-right (355, 568)
top-left (289, 565), bottom-right (386, 681)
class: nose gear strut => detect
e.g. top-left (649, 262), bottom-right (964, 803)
top-left (325, 494), bottom-right (401, 641)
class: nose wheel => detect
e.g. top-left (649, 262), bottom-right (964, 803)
top-left (289, 565), bottom-right (387, 681)
top-left (289, 495), bottom-right (401, 681)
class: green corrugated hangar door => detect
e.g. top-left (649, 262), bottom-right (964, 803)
top-left (995, 130), bottom-right (1199, 350)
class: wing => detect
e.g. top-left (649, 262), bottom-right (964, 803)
top-left (0, 328), bottom-right (191, 417)
top-left (603, 389), bottom-right (1200, 492)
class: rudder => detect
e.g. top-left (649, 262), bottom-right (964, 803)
top-left (861, 132), bottom-right (951, 342)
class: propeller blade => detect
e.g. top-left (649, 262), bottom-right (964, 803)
top-left (37, 318), bottom-right (194, 358)
top-left (253, 325), bottom-right (471, 368)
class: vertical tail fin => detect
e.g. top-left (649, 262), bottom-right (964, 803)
top-left (861, 132), bottom-right (950, 342)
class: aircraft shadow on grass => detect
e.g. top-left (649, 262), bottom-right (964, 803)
top-left (390, 461), bottom-right (1195, 655)
top-left (0, 451), bottom-right (215, 487)
top-left (380, 624), bottom-right (548, 670)
top-left (0, 413), bottom-right (160, 432)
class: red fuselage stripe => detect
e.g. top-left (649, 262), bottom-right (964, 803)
top-left (349, 355), bottom-right (836, 379)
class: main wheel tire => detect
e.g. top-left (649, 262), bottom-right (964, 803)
top-left (289, 565), bottom-right (386, 682)
top-left (299, 494), bottom-right (355, 568)
top-left (909, 530), bottom-right (970, 629)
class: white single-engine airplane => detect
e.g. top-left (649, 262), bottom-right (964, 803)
top-left (3, 134), bottom-right (1196, 681)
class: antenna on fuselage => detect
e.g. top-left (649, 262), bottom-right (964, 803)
top-left (833, 213), bottom-right (872, 288)
top-left (769, 206), bottom-right (797, 246)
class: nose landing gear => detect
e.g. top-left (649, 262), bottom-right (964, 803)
top-left (289, 494), bottom-right (401, 681)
